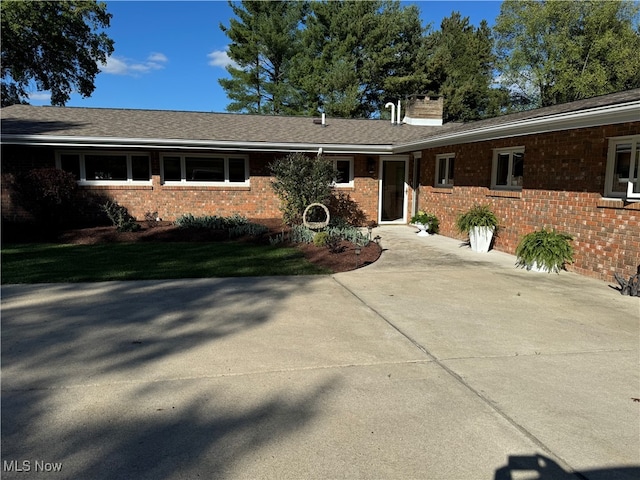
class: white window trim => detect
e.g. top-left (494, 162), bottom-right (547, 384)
top-left (491, 146), bottom-right (524, 191)
top-left (56, 151), bottom-right (152, 186)
top-left (435, 153), bottom-right (455, 187)
top-left (160, 154), bottom-right (250, 187)
top-left (605, 135), bottom-right (640, 200)
top-left (330, 156), bottom-right (354, 187)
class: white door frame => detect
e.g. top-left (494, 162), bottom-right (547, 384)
top-left (411, 151), bottom-right (422, 218)
top-left (378, 155), bottom-right (410, 224)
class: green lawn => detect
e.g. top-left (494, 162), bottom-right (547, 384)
top-left (1, 242), bottom-right (330, 284)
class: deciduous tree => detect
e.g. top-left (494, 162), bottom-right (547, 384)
top-left (494, 0), bottom-right (640, 108)
top-left (1, 0), bottom-right (114, 106)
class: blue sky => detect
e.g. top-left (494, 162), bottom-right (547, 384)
top-left (28, 1), bottom-right (504, 113)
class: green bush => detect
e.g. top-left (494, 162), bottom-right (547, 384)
top-left (324, 233), bottom-right (344, 253)
top-left (289, 224), bottom-right (316, 244)
top-left (102, 201), bottom-right (141, 232)
top-left (174, 214), bottom-right (248, 230)
top-left (326, 225), bottom-right (369, 246)
top-left (13, 168), bottom-right (78, 231)
top-left (270, 152), bottom-right (337, 225)
top-left (174, 214), bottom-right (266, 239)
top-left (313, 231), bottom-right (329, 246)
top-left (228, 222), bottom-right (269, 238)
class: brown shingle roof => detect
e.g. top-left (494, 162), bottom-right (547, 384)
top-left (0, 105), bottom-right (435, 146)
top-left (2, 88), bottom-right (639, 151)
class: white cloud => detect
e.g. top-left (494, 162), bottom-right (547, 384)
top-left (100, 52), bottom-right (168, 76)
top-left (27, 91), bottom-right (52, 102)
top-left (207, 49), bottom-right (237, 69)
top-left (147, 52), bottom-right (168, 64)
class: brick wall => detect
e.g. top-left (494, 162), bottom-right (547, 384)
top-left (416, 122), bottom-right (640, 282)
top-left (1, 147), bottom-right (381, 224)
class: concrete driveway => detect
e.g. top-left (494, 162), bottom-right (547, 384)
top-left (2, 226), bottom-right (639, 479)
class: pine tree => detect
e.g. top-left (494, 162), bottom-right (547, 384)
top-left (417, 12), bottom-right (507, 122)
top-left (293, 0), bottom-right (424, 118)
top-left (219, 1), bottom-right (307, 114)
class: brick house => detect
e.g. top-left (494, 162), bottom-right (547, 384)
top-left (1, 89), bottom-right (639, 282)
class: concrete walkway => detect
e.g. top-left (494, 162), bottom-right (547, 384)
top-left (2, 226), bottom-right (638, 479)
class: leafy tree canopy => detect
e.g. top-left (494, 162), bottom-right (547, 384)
top-left (1, 0), bottom-right (114, 107)
top-left (494, 0), bottom-right (640, 108)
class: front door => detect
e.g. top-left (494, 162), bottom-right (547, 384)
top-left (379, 157), bottom-right (408, 223)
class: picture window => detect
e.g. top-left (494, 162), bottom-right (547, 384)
top-left (56, 151), bottom-right (150, 184)
top-left (161, 154), bottom-right (249, 185)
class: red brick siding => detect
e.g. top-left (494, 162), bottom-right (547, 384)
top-left (416, 122), bottom-right (640, 283)
top-left (1, 147), bottom-right (381, 224)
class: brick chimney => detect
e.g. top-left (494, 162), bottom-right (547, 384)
top-left (403, 95), bottom-right (444, 126)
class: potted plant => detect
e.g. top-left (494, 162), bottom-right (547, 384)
top-left (410, 211), bottom-right (439, 237)
top-left (455, 204), bottom-right (498, 252)
top-left (515, 228), bottom-right (574, 273)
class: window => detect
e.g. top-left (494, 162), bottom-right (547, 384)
top-left (492, 147), bottom-right (524, 190)
top-left (435, 153), bottom-right (455, 187)
top-left (161, 154), bottom-right (249, 185)
top-left (605, 136), bottom-right (640, 200)
top-left (56, 151), bottom-right (150, 184)
top-left (331, 157), bottom-right (354, 187)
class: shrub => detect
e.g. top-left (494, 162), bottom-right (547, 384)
top-left (102, 201), bottom-right (141, 232)
top-left (174, 214), bottom-right (266, 239)
top-left (13, 168), bottom-right (78, 231)
top-left (270, 152), bottom-right (336, 225)
top-left (144, 211), bottom-right (160, 227)
top-left (228, 222), bottom-right (269, 239)
top-left (174, 214), bottom-right (248, 230)
top-left (328, 192), bottom-right (367, 226)
top-left (289, 224), bottom-right (316, 244)
top-left (326, 225), bottom-right (369, 246)
top-left (313, 231), bottom-right (329, 247)
top-left (325, 233), bottom-right (345, 253)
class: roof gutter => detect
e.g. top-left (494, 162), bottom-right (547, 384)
top-left (393, 101), bottom-right (640, 153)
top-left (0, 135), bottom-right (395, 155)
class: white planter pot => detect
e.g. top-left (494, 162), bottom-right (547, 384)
top-left (469, 226), bottom-right (494, 253)
top-left (414, 223), bottom-right (430, 237)
top-left (527, 261), bottom-right (559, 273)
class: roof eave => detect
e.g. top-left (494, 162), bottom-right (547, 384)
top-left (393, 101), bottom-right (640, 153)
top-left (0, 136), bottom-right (395, 155)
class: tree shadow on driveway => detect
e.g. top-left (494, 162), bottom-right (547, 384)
top-left (1, 277), bottom-right (338, 479)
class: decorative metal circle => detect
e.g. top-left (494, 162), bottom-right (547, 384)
top-left (303, 203), bottom-right (330, 230)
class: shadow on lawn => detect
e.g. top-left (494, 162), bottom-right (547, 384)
top-left (1, 277), bottom-right (338, 479)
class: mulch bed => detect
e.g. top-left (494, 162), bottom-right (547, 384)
top-left (54, 218), bottom-right (381, 274)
